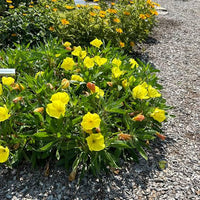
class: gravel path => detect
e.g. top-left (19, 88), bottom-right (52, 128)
top-left (1, 0), bottom-right (200, 199)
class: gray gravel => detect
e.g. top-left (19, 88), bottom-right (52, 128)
top-left (1, 0), bottom-right (200, 199)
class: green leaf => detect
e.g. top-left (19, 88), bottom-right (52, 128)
top-left (110, 140), bottom-right (131, 149)
top-left (33, 132), bottom-right (50, 138)
top-left (38, 141), bottom-right (54, 152)
top-left (104, 151), bottom-right (119, 168)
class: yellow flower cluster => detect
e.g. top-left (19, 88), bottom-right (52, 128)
top-left (132, 82), bottom-right (161, 100)
top-left (0, 146), bottom-right (9, 163)
top-left (46, 92), bottom-right (70, 119)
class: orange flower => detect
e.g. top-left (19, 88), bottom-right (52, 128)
top-left (89, 12), bottom-right (96, 16)
top-left (65, 5), bottom-right (73, 9)
top-left (99, 10), bottom-right (106, 15)
top-left (111, 2), bottom-right (115, 6)
top-left (119, 41), bottom-right (125, 48)
top-left (99, 14), bottom-right (105, 18)
top-left (118, 133), bottom-right (132, 141)
top-left (34, 107), bottom-right (44, 113)
top-left (116, 28), bottom-right (123, 33)
top-left (29, 5), bottom-right (34, 8)
top-left (61, 19), bottom-right (70, 25)
top-left (61, 78), bottom-right (70, 89)
top-left (11, 33), bottom-right (17, 37)
top-left (124, 11), bottom-right (130, 16)
top-left (49, 26), bottom-right (54, 31)
top-left (93, 5), bottom-right (100, 10)
top-left (156, 132), bottom-right (166, 140)
top-left (87, 82), bottom-right (95, 93)
top-left (145, 13), bottom-right (151, 18)
top-left (52, 8), bottom-right (57, 12)
top-left (150, 10), bottom-right (158, 15)
top-left (139, 14), bottom-right (146, 19)
top-left (132, 114), bottom-right (145, 122)
top-left (113, 18), bottom-right (120, 23)
top-left (107, 8), bottom-right (117, 14)
top-left (11, 83), bottom-right (25, 91)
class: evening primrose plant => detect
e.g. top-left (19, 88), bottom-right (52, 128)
top-left (0, 39), bottom-right (171, 178)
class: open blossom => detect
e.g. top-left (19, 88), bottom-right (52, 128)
top-left (150, 108), bottom-right (166, 122)
top-left (93, 56), bottom-right (107, 66)
top-left (90, 38), bottom-right (103, 48)
top-left (61, 57), bottom-right (75, 71)
top-left (132, 84), bottom-right (149, 100)
top-left (0, 105), bottom-right (11, 122)
top-left (147, 85), bottom-right (161, 98)
top-left (116, 28), bottom-right (123, 33)
top-left (46, 100), bottom-right (66, 119)
top-left (72, 46), bottom-right (87, 59)
top-left (112, 58), bottom-right (122, 67)
top-left (2, 77), bottom-right (15, 86)
top-left (61, 19), bottom-right (70, 25)
top-left (112, 67), bottom-right (124, 78)
top-left (50, 92), bottom-right (70, 105)
top-left (86, 133), bottom-right (105, 151)
top-left (91, 86), bottom-right (104, 98)
top-left (0, 146), bottom-right (9, 163)
top-left (84, 56), bottom-right (94, 68)
top-left (71, 75), bottom-right (84, 82)
top-left (81, 112), bottom-right (101, 130)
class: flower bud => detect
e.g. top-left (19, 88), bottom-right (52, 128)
top-left (34, 107), bottom-right (44, 113)
top-left (118, 133), bottom-right (132, 141)
top-left (156, 132), bottom-right (166, 140)
top-left (61, 78), bottom-right (70, 89)
top-left (13, 96), bottom-right (23, 103)
top-left (86, 82), bottom-right (95, 93)
top-left (132, 114), bottom-right (145, 122)
top-left (46, 83), bottom-right (54, 90)
top-left (107, 82), bottom-right (113, 87)
top-left (12, 83), bottom-right (25, 91)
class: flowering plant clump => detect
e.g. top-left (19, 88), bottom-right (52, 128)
top-left (0, 39), bottom-right (171, 178)
top-left (0, 0), bottom-right (159, 50)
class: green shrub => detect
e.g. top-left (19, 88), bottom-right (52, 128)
top-left (0, 39), bottom-right (170, 177)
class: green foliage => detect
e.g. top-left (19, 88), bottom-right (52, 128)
top-left (0, 39), bottom-right (170, 176)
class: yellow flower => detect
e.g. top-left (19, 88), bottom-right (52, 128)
top-left (129, 58), bottom-right (139, 68)
top-left (84, 56), bottom-right (94, 68)
top-left (119, 41), bottom-right (125, 48)
top-left (130, 41), bottom-right (135, 47)
top-left (150, 108), bottom-right (166, 122)
top-left (0, 84), bottom-right (3, 95)
top-left (150, 10), bottom-right (158, 15)
top-left (46, 101), bottom-right (66, 119)
top-left (116, 28), bottom-right (123, 33)
top-left (29, 5), bottom-right (34, 8)
top-left (86, 133), bottom-right (105, 151)
top-left (52, 0), bottom-right (57, 2)
top-left (71, 75), bottom-right (84, 82)
top-left (113, 18), bottom-right (120, 23)
top-left (99, 14), bottom-right (105, 18)
top-left (99, 10), bottom-right (106, 15)
top-left (91, 86), bottom-right (104, 98)
top-left (139, 14), bottom-right (146, 19)
top-left (124, 11), bottom-right (130, 16)
top-left (72, 46), bottom-right (87, 59)
top-left (81, 112), bottom-right (101, 130)
top-left (93, 56), bottom-right (107, 66)
top-left (9, 5), bottom-right (14, 9)
top-left (50, 92), bottom-right (70, 105)
top-left (61, 19), bottom-right (70, 25)
top-left (55, 54), bottom-right (61, 57)
top-left (6, 0), bottom-right (12, 3)
top-left (107, 8), bottom-right (117, 14)
top-left (2, 77), bottom-right (15, 86)
top-left (112, 58), bottom-right (121, 67)
top-left (0, 146), bottom-right (9, 163)
top-left (89, 12), bottom-right (96, 17)
top-left (61, 57), bottom-right (75, 71)
top-left (93, 5), bottom-right (101, 10)
top-left (122, 79), bottom-right (129, 88)
top-left (52, 8), bottom-right (57, 12)
top-left (147, 85), bottom-right (161, 98)
top-left (49, 26), bottom-right (54, 31)
top-left (63, 41), bottom-right (71, 47)
top-left (35, 71), bottom-right (44, 79)
top-left (132, 85), bottom-right (149, 99)
top-left (0, 105), bottom-right (11, 122)
top-left (112, 67), bottom-right (124, 78)
top-left (65, 5), bottom-right (73, 9)
top-left (90, 38), bottom-right (103, 48)
top-left (61, 78), bottom-right (70, 89)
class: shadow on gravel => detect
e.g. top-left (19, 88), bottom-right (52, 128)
top-left (0, 137), bottom-right (176, 200)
